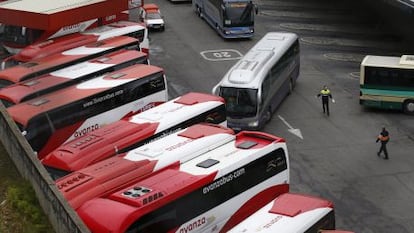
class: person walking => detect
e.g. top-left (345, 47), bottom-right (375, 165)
top-left (376, 127), bottom-right (390, 160)
top-left (317, 85), bottom-right (334, 116)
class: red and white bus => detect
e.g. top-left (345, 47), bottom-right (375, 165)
top-left (228, 192), bottom-right (336, 233)
top-left (56, 123), bottom-right (236, 209)
top-left (0, 49), bottom-right (148, 107)
top-left (6, 21), bottom-right (149, 65)
top-left (0, 36), bottom-right (139, 88)
top-left (42, 92), bottom-right (227, 180)
top-left (74, 125), bottom-right (289, 232)
top-left (6, 64), bottom-right (168, 159)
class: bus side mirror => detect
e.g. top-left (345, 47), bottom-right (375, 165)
top-left (212, 85), bottom-right (219, 95)
top-left (255, 5), bottom-right (258, 14)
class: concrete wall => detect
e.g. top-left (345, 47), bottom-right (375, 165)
top-left (0, 104), bottom-right (90, 233)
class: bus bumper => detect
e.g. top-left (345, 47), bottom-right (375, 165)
top-left (228, 119), bottom-right (260, 131)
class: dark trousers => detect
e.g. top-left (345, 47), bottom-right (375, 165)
top-left (322, 100), bottom-right (330, 115)
top-left (378, 142), bottom-right (388, 159)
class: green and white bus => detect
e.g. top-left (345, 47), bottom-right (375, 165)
top-left (359, 55), bottom-right (414, 114)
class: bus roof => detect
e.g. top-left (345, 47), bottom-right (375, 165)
top-left (7, 64), bottom-right (162, 126)
top-left (361, 55), bottom-right (414, 69)
top-left (0, 49), bottom-right (147, 105)
top-left (228, 193), bottom-right (334, 233)
top-left (268, 193), bottom-right (333, 217)
top-left (82, 21), bottom-right (145, 41)
top-left (0, 36), bottom-right (138, 85)
top-left (13, 21), bottom-right (145, 62)
top-left (0, 0), bottom-right (128, 30)
top-left (219, 32), bottom-right (298, 89)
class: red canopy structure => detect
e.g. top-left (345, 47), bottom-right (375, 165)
top-left (0, 0), bottom-right (128, 30)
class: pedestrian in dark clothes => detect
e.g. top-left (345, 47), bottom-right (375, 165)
top-left (376, 127), bottom-right (390, 160)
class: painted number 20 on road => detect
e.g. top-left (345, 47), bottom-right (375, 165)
top-left (200, 49), bottom-right (243, 61)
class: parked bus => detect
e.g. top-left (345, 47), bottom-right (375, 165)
top-left (359, 54), bottom-right (414, 114)
top-left (0, 49), bottom-right (148, 107)
top-left (228, 192), bottom-right (335, 233)
top-left (42, 92), bottom-right (227, 180)
top-left (6, 64), bottom-right (168, 159)
top-left (55, 123), bottom-right (237, 209)
top-left (212, 32), bottom-right (300, 130)
top-left (193, 0), bottom-right (257, 38)
top-left (0, 36), bottom-right (140, 88)
top-left (6, 20), bottom-right (149, 65)
top-left (72, 125), bottom-right (290, 232)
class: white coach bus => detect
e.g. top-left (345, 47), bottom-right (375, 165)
top-left (212, 32), bottom-right (300, 130)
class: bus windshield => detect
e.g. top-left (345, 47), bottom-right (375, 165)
top-left (220, 87), bottom-right (257, 117)
top-left (2, 25), bottom-right (44, 47)
top-left (224, 2), bottom-right (254, 27)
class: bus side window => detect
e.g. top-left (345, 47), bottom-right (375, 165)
top-left (227, 96), bottom-right (236, 105)
top-left (26, 115), bottom-right (54, 153)
top-left (261, 74), bottom-right (271, 107)
top-left (403, 72), bottom-right (414, 87)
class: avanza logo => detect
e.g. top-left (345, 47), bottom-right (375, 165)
top-left (179, 217), bottom-right (206, 233)
top-left (62, 23), bottom-right (81, 31)
top-left (138, 102), bottom-right (156, 113)
top-left (263, 216), bottom-right (283, 229)
top-left (165, 139), bottom-right (192, 151)
top-left (74, 124), bottom-right (99, 137)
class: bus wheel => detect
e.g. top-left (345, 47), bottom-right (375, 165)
top-left (288, 79), bottom-right (294, 94)
top-left (264, 108), bottom-right (272, 123)
top-left (197, 7), bottom-right (203, 18)
top-left (403, 100), bottom-right (414, 114)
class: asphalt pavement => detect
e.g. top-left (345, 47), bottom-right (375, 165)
top-left (148, 0), bottom-right (414, 232)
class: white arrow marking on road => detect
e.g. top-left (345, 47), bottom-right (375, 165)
top-left (278, 115), bottom-right (303, 140)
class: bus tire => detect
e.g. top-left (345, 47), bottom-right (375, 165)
top-left (264, 107), bottom-right (272, 123)
top-left (197, 7), bottom-right (203, 19)
top-left (288, 79), bottom-right (294, 94)
top-left (403, 99), bottom-right (414, 114)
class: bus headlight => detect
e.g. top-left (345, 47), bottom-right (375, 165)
top-left (248, 121), bottom-right (258, 127)
top-left (224, 30), bottom-right (230, 35)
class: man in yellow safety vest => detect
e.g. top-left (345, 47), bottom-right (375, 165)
top-left (317, 85), bottom-right (334, 116)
